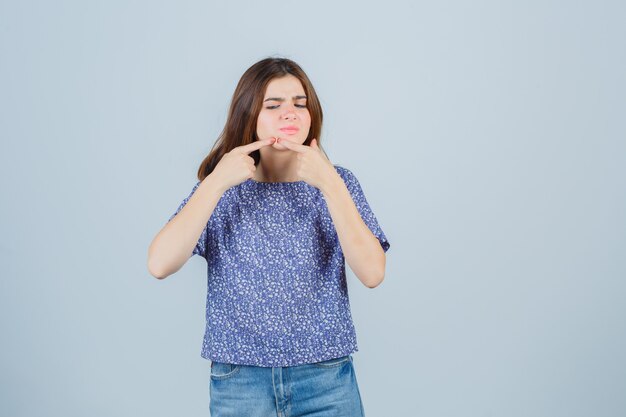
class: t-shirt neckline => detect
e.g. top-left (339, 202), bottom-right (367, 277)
top-left (246, 178), bottom-right (307, 185)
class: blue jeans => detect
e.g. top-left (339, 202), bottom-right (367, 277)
top-left (209, 354), bottom-right (366, 416)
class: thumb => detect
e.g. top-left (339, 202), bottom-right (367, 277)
top-left (310, 138), bottom-right (319, 149)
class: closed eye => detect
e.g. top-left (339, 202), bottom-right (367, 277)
top-left (266, 104), bottom-right (307, 109)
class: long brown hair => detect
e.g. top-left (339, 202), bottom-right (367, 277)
top-left (197, 57), bottom-right (325, 182)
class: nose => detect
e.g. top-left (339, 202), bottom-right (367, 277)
top-left (281, 104), bottom-right (298, 120)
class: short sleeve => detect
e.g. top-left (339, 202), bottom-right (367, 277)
top-left (335, 166), bottom-right (390, 253)
top-left (167, 181), bottom-right (209, 259)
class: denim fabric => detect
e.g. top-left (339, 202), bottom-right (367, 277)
top-left (209, 354), bottom-right (365, 416)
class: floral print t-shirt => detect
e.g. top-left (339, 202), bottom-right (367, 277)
top-left (167, 165), bottom-right (390, 367)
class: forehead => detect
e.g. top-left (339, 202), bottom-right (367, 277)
top-left (264, 75), bottom-right (305, 97)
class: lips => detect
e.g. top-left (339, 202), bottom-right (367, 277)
top-left (279, 126), bottom-right (299, 134)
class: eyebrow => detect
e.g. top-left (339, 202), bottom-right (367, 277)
top-left (263, 95), bottom-right (307, 102)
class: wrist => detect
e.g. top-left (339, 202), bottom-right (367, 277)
top-left (320, 170), bottom-right (344, 197)
top-left (203, 172), bottom-right (228, 195)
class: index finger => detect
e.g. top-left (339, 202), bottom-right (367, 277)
top-left (234, 137), bottom-right (276, 154)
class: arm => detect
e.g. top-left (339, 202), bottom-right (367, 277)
top-left (320, 172), bottom-right (386, 288)
top-left (147, 174), bottom-right (226, 279)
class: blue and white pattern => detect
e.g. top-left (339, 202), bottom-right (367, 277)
top-left (168, 165), bottom-right (390, 367)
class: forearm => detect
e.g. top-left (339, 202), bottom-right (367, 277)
top-left (147, 174), bottom-right (226, 279)
top-left (320, 172), bottom-right (386, 288)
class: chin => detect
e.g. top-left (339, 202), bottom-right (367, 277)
top-left (279, 136), bottom-right (306, 144)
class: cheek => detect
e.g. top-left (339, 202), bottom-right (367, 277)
top-left (256, 113), bottom-right (271, 132)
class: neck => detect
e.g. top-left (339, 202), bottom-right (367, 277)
top-left (254, 151), bottom-right (299, 182)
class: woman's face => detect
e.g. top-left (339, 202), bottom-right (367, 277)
top-left (256, 75), bottom-right (311, 148)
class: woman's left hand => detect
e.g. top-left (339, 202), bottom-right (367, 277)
top-left (277, 138), bottom-right (339, 191)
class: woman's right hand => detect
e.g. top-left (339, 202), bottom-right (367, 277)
top-left (210, 137), bottom-right (276, 190)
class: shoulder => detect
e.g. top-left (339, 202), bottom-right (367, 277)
top-left (333, 164), bottom-right (357, 183)
top-left (333, 164), bottom-right (364, 193)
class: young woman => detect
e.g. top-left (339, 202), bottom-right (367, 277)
top-left (148, 57), bottom-right (390, 416)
